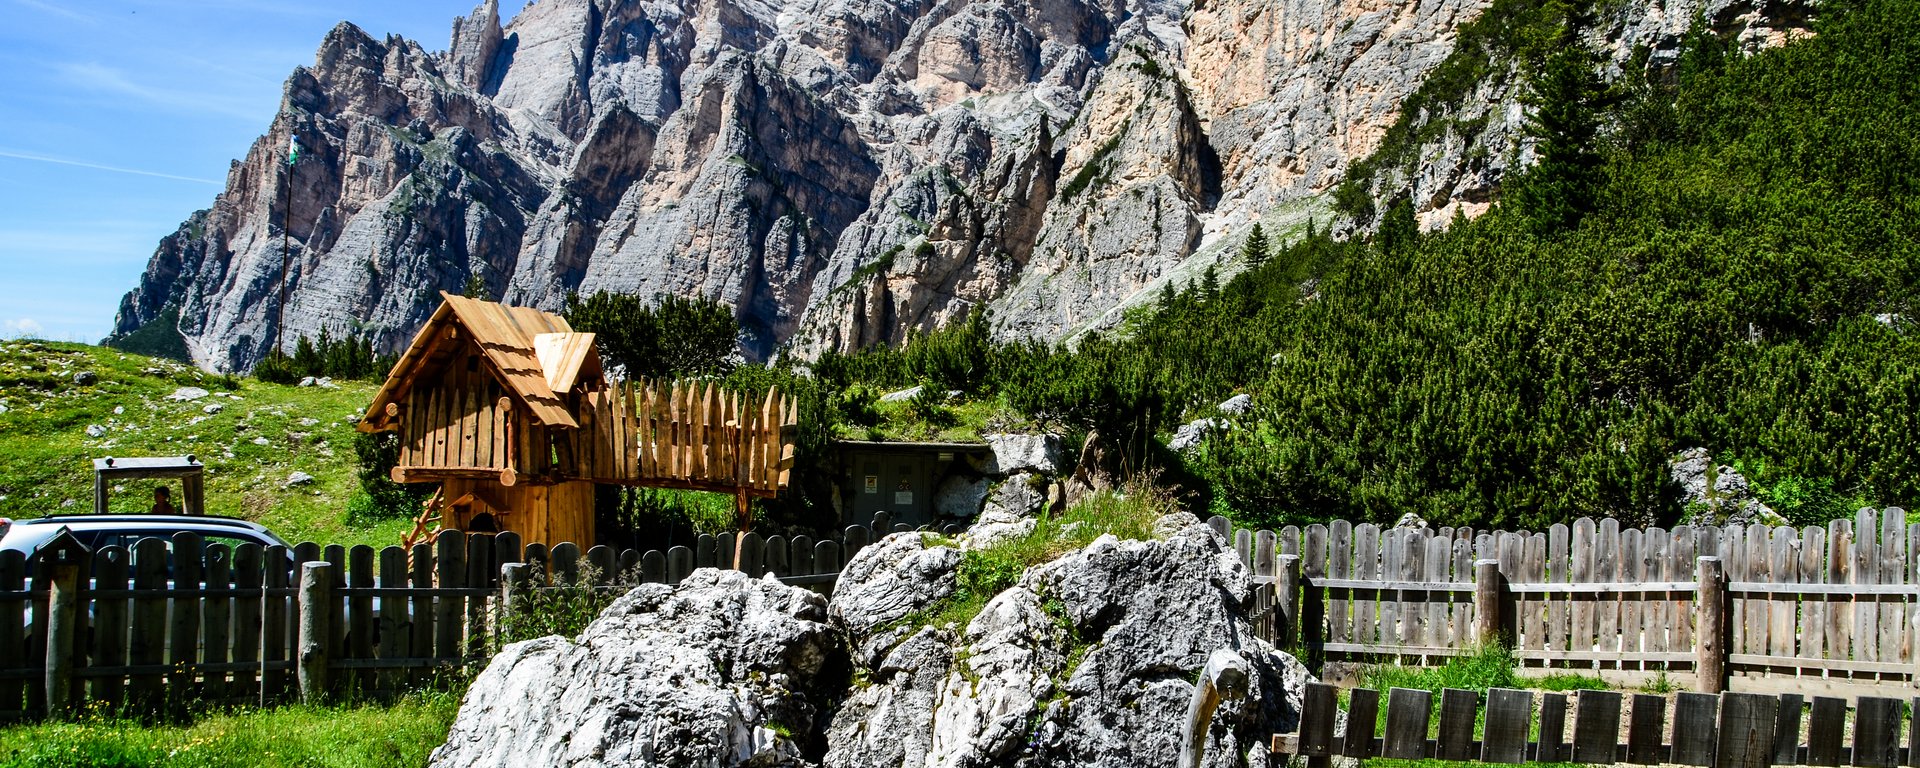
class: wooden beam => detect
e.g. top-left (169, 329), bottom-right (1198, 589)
top-left (391, 466), bottom-right (517, 484)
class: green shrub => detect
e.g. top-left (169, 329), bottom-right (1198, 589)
top-left (347, 431), bottom-right (432, 525)
top-left (563, 291), bottom-right (737, 381)
top-left (251, 349), bottom-right (300, 385)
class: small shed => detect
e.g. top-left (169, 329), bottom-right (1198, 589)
top-left (835, 440), bottom-right (993, 527)
top-left (357, 292), bottom-right (603, 546)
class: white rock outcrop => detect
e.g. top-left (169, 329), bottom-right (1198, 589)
top-left (985, 433), bottom-right (1068, 475)
top-left (827, 514), bottom-right (1312, 768)
top-left (429, 569), bottom-right (836, 768)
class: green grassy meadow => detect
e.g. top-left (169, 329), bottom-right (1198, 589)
top-left (0, 693), bottom-right (459, 768)
top-left (0, 341), bottom-right (405, 547)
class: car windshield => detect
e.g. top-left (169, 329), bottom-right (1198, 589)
top-left (0, 523), bottom-right (65, 557)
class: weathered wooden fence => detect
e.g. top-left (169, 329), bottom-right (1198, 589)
top-left (0, 513), bottom-right (944, 720)
top-left (1209, 509), bottom-right (1920, 701)
top-left (1274, 682), bottom-right (1920, 768)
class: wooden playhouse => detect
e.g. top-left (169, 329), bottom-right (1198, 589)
top-left (356, 292), bottom-right (798, 548)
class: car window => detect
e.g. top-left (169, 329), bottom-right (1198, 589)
top-left (205, 534), bottom-right (266, 550)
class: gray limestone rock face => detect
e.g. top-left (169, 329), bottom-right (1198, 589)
top-left (823, 625), bottom-right (956, 768)
top-left (829, 532), bottom-right (962, 669)
top-left (1169, 418), bottom-right (1223, 452)
top-left (1670, 447), bottom-right (1775, 526)
top-left (827, 513), bottom-right (1312, 768)
top-left (166, 387), bottom-right (209, 401)
top-left (879, 385), bottom-right (926, 403)
top-left (985, 433), bottom-right (1067, 475)
top-left (447, 0), bottom-right (503, 91)
top-left (430, 569), bottom-right (836, 768)
top-left (109, 0), bottom-right (1813, 372)
top-left (1009, 517), bottom-right (1308, 767)
top-left (936, 475), bottom-right (991, 519)
top-left (980, 473), bottom-right (1046, 524)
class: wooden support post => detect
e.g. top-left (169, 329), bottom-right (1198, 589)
top-left (296, 561), bottom-right (332, 704)
top-left (1177, 650), bottom-right (1252, 768)
top-left (42, 552), bottom-right (82, 717)
top-left (183, 474), bottom-right (205, 516)
top-left (1277, 554), bottom-right (1301, 652)
top-left (731, 486), bottom-right (750, 571)
top-left (500, 562), bottom-right (529, 642)
top-left (1474, 559), bottom-right (1503, 646)
top-left (1698, 557), bottom-right (1728, 694)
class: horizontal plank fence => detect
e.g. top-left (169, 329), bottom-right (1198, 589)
top-left (1211, 509), bottom-right (1920, 701)
top-left (0, 513), bottom-right (945, 720)
top-left (1275, 682), bottom-right (1920, 768)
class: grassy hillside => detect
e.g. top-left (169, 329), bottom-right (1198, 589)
top-left (0, 341), bottom-right (408, 547)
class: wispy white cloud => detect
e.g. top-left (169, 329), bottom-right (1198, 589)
top-left (11, 0), bottom-right (91, 23)
top-left (57, 61), bottom-right (269, 123)
top-left (0, 148), bottom-right (223, 185)
top-left (3, 318), bottom-right (44, 339)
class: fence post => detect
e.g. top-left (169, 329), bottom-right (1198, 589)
top-left (1277, 555), bottom-right (1301, 652)
top-left (1302, 564), bottom-right (1324, 670)
top-left (1697, 556), bottom-right (1727, 694)
top-left (1474, 559), bottom-right (1503, 645)
top-left (42, 548), bottom-right (83, 717)
top-left (500, 562), bottom-right (529, 643)
top-left (296, 561), bottom-right (332, 703)
top-left (1911, 609), bottom-right (1920, 688)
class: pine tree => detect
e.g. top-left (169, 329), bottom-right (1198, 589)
top-left (1240, 224), bottom-right (1271, 265)
top-left (1378, 197), bottom-right (1420, 256)
top-left (1511, 26), bottom-right (1612, 232)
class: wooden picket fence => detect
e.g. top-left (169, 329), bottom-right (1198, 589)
top-left (14, 505), bottom-right (1920, 722)
top-left (1211, 508), bottom-right (1920, 701)
top-left (1274, 682), bottom-right (1920, 768)
top-left (0, 512), bottom-right (949, 721)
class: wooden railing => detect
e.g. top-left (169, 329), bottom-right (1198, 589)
top-left (1274, 682), bottom-right (1918, 768)
top-left (1208, 509), bottom-right (1920, 701)
top-left (567, 380), bottom-right (798, 495)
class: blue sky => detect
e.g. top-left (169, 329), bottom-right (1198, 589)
top-left (0, 0), bottom-right (508, 343)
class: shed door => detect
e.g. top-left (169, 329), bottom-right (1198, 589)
top-left (885, 459), bottom-right (930, 527)
top-left (849, 453), bottom-right (931, 527)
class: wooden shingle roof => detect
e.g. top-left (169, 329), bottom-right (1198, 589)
top-left (360, 292), bottom-right (585, 431)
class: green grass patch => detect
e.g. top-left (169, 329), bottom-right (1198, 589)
top-left (903, 476), bottom-right (1181, 634)
top-left (1360, 643), bottom-right (1520, 697)
top-left (1524, 671), bottom-right (1611, 692)
top-left (0, 341), bottom-right (404, 547)
top-left (0, 692), bottom-right (459, 767)
top-left (863, 393), bottom-right (1017, 443)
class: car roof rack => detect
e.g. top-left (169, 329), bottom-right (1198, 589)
top-left (22, 514), bottom-right (266, 529)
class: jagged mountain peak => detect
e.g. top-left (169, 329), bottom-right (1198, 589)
top-left (110, 0), bottom-right (1804, 371)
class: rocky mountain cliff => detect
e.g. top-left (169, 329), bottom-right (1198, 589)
top-left (109, 0), bottom-right (1809, 371)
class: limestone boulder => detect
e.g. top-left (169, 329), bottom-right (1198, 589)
top-left (429, 569), bottom-right (837, 768)
top-left (984, 434), bottom-right (1067, 475)
top-left (829, 532), bottom-right (961, 669)
top-left (827, 514), bottom-right (1312, 768)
